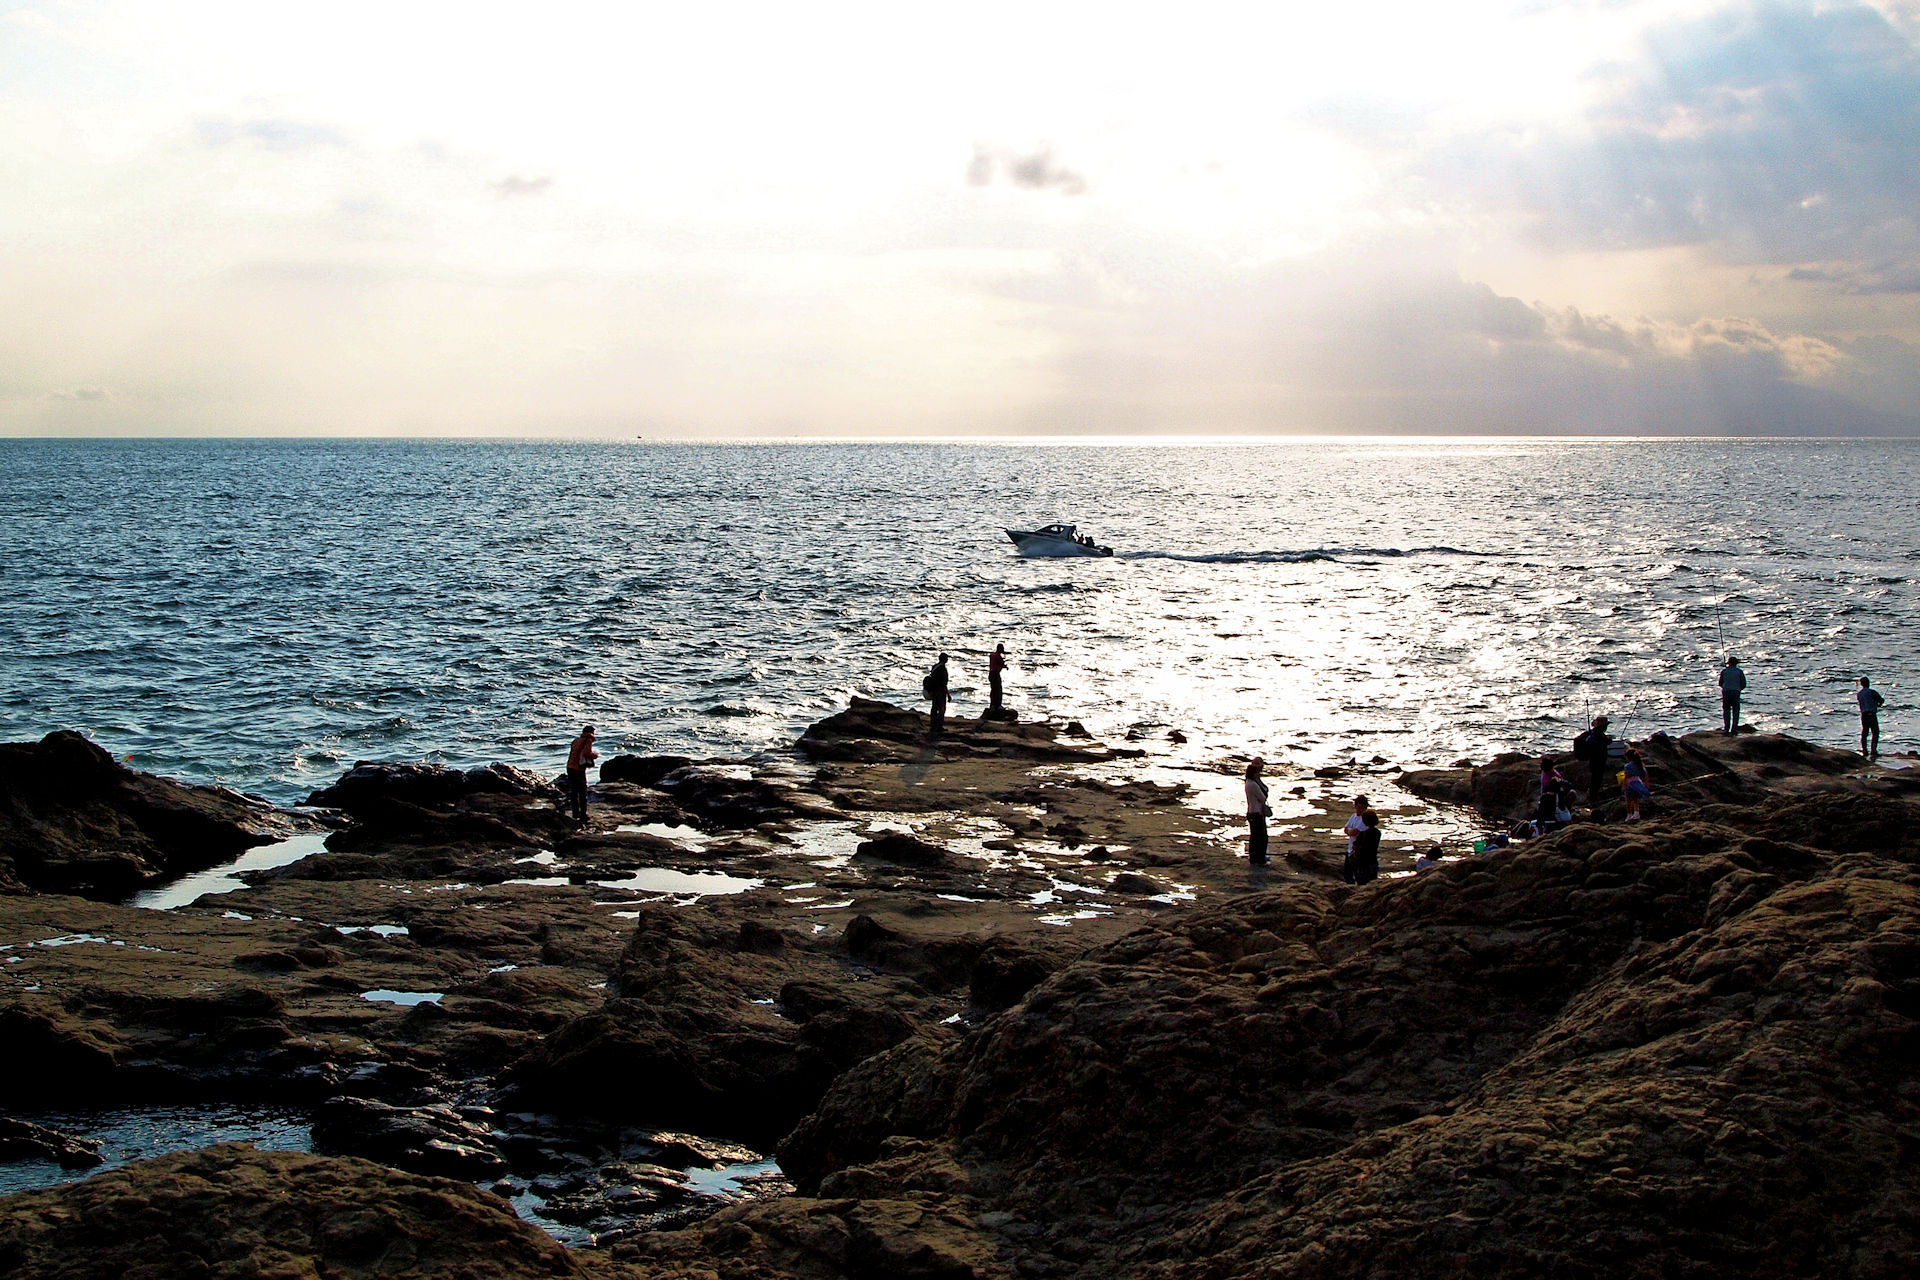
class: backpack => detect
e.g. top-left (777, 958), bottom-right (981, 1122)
top-left (1572, 730), bottom-right (1599, 763)
top-left (922, 670), bottom-right (938, 699)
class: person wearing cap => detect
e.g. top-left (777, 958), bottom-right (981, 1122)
top-left (1719, 656), bottom-right (1748, 732)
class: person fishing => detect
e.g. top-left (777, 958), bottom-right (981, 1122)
top-left (1244, 758), bottom-right (1271, 866)
top-left (1858, 676), bottom-right (1886, 759)
top-left (1572, 715), bottom-right (1612, 817)
top-left (988, 642), bottom-right (1008, 716)
top-left (1719, 656), bottom-right (1747, 732)
top-left (564, 724), bottom-right (597, 824)
top-left (923, 653), bottom-right (951, 735)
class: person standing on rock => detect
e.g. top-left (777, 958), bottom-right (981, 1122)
top-left (1858, 676), bottom-right (1886, 759)
top-left (1719, 656), bottom-right (1748, 732)
top-left (1621, 747), bottom-right (1651, 822)
top-left (1343, 795), bottom-right (1372, 862)
top-left (565, 725), bottom-right (596, 824)
top-left (1347, 811), bottom-right (1381, 883)
top-left (1245, 758), bottom-right (1272, 866)
top-left (923, 654), bottom-right (951, 735)
top-left (988, 643), bottom-right (1008, 716)
top-left (1573, 716), bottom-right (1611, 817)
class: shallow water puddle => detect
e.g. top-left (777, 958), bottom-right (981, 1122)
top-left (127, 832), bottom-right (334, 911)
top-left (359, 990), bottom-right (444, 1006)
top-left (0, 1104), bottom-right (312, 1199)
top-left (501, 867), bottom-right (762, 896)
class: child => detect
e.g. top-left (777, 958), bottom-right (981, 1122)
top-left (1621, 748), bottom-right (1652, 822)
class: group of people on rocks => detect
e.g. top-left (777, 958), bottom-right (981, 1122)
top-left (1244, 761), bottom-right (1386, 883)
top-left (919, 645), bottom-right (1010, 734)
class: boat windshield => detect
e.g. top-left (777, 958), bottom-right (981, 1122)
top-left (1038, 524), bottom-right (1075, 536)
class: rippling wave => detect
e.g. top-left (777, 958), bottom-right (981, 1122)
top-left (2, 438), bottom-right (1914, 802)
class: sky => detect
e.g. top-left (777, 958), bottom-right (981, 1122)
top-left (3, 0), bottom-right (1919, 437)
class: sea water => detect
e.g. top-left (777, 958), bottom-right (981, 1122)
top-left (2, 437), bottom-right (1914, 802)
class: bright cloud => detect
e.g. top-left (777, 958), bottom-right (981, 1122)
top-left (1, 0), bottom-right (1916, 435)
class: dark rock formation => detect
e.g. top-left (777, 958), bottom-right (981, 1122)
top-left (599, 754), bottom-right (698, 786)
top-left (0, 1117), bottom-right (103, 1170)
top-left (651, 765), bottom-right (842, 829)
top-left (306, 760), bottom-right (570, 850)
top-left (0, 730), bottom-right (292, 898)
top-left (0, 1143), bottom-right (590, 1279)
top-left (511, 904), bottom-right (941, 1146)
top-left (852, 833), bottom-right (952, 867)
top-left (797, 697), bottom-right (1119, 765)
top-left (312, 1097), bottom-right (510, 1180)
top-left (762, 783), bottom-right (1920, 1277)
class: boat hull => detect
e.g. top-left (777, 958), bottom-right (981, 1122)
top-left (1006, 530), bottom-right (1113, 557)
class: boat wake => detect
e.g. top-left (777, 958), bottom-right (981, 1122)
top-left (1114, 545), bottom-right (1487, 565)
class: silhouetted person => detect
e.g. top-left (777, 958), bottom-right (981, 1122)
top-left (1719, 656), bottom-right (1747, 732)
top-left (1244, 758), bottom-right (1271, 866)
top-left (1537, 755), bottom-right (1573, 832)
top-left (924, 653), bottom-right (950, 734)
top-left (988, 643), bottom-right (1007, 714)
top-left (1858, 676), bottom-right (1886, 759)
top-left (1346, 810), bottom-right (1381, 883)
top-left (1573, 715), bottom-right (1611, 816)
top-left (565, 724), bottom-right (597, 824)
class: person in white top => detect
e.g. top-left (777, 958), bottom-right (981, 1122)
top-left (1245, 758), bottom-right (1272, 866)
top-left (1344, 795), bottom-right (1373, 856)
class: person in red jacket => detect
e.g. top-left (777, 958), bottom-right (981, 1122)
top-left (565, 725), bottom-right (597, 824)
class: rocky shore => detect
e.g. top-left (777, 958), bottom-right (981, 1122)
top-left (2, 709), bottom-right (1915, 1277)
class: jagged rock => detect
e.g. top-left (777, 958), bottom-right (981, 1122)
top-left (0, 730), bottom-right (293, 898)
top-left (0, 1116), bottom-right (104, 1169)
top-left (0, 1144), bottom-right (589, 1279)
top-left (772, 793), bottom-right (1920, 1278)
top-left (652, 764), bottom-right (842, 829)
top-left (512, 905), bottom-right (935, 1145)
top-left (798, 698), bottom-right (1112, 765)
top-left (305, 759), bottom-right (572, 850)
top-left (853, 832), bottom-right (952, 867)
top-left (968, 936), bottom-right (1067, 1011)
top-left (599, 754), bottom-right (697, 786)
top-left (312, 1097), bottom-right (510, 1180)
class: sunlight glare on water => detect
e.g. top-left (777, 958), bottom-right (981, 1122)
top-left (1, 438), bottom-right (1914, 801)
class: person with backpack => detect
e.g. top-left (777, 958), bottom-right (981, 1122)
top-left (923, 653), bottom-right (951, 735)
top-left (1858, 676), bottom-right (1886, 759)
top-left (1719, 656), bottom-right (1748, 732)
top-left (1572, 716), bottom-right (1611, 817)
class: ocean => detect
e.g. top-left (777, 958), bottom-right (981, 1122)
top-left (2, 437), bottom-right (1913, 804)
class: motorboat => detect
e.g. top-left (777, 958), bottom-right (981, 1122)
top-left (1005, 523), bottom-right (1113, 557)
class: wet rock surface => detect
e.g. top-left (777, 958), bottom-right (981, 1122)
top-left (0, 730), bottom-right (300, 898)
top-left (0, 1143), bottom-right (594, 1279)
top-left (18, 714), bottom-right (1910, 1276)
